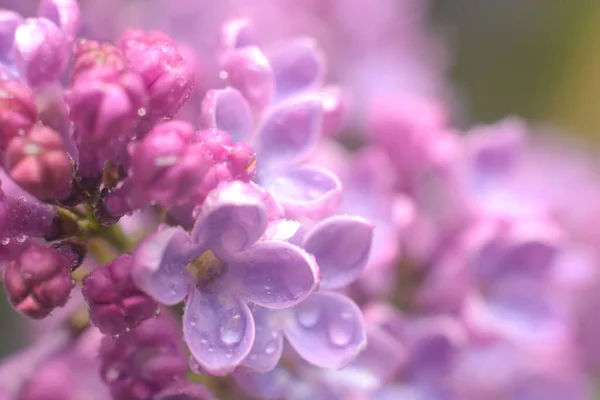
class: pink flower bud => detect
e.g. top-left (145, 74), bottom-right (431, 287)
top-left (71, 39), bottom-right (127, 83)
top-left (2, 241), bottom-right (74, 319)
top-left (0, 80), bottom-right (37, 150)
top-left (82, 254), bottom-right (158, 335)
top-left (68, 67), bottom-right (147, 177)
top-left (121, 30), bottom-right (194, 121)
top-left (5, 124), bottom-right (73, 202)
top-left (14, 18), bottom-right (67, 87)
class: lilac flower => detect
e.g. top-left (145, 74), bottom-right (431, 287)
top-left (202, 87), bottom-right (341, 219)
top-left (68, 66), bottom-right (147, 177)
top-left (13, 17), bottom-right (67, 87)
top-left (99, 312), bottom-right (188, 400)
top-left (82, 254), bottom-right (159, 335)
top-left (0, 10), bottom-right (22, 60)
top-left (0, 330), bottom-right (71, 399)
top-left (2, 239), bottom-right (75, 319)
top-left (5, 123), bottom-right (73, 202)
top-left (237, 215), bottom-right (373, 372)
top-left (70, 39), bottom-right (127, 83)
top-left (452, 296), bottom-right (589, 400)
top-left (0, 79), bottom-right (38, 150)
top-left (18, 328), bottom-right (112, 400)
top-left (310, 143), bottom-right (414, 297)
top-left (2, 193), bottom-right (57, 240)
top-left (132, 181), bottom-right (319, 375)
top-left (120, 29), bottom-right (194, 127)
top-left (37, 0), bottom-right (81, 46)
top-left (102, 121), bottom-right (256, 221)
top-left (417, 216), bottom-right (562, 315)
top-left (234, 302), bottom-right (404, 400)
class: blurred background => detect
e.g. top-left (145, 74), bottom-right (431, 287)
top-left (1, 0), bottom-right (599, 356)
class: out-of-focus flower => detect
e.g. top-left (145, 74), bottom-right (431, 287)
top-left (13, 17), bottom-right (67, 87)
top-left (99, 312), bottom-right (188, 400)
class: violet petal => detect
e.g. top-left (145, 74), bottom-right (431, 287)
top-left (263, 165), bottom-right (342, 219)
top-left (183, 288), bottom-right (254, 375)
top-left (132, 227), bottom-right (194, 305)
top-left (283, 291), bottom-right (366, 369)
top-left (234, 240), bottom-right (319, 309)
top-left (200, 88), bottom-right (253, 143)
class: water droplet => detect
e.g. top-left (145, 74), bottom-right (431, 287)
top-left (219, 71), bottom-right (229, 80)
top-left (105, 367), bottom-right (120, 382)
top-left (297, 303), bottom-right (320, 328)
top-left (328, 318), bottom-right (354, 347)
top-left (265, 340), bottom-right (278, 355)
top-left (219, 309), bottom-right (244, 346)
top-left (111, 333), bottom-right (121, 339)
top-left (153, 308), bottom-right (161, 318)
top-left (137, 107), bottom-right (147, 117)
top-left (1, 237), bottom-right (10, 245)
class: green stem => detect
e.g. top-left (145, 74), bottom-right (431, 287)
top-left (94, 223), bottom-right (134, 253)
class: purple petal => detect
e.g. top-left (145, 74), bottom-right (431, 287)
top-left (220, 18), bottom-right (259, 52)
top-left (200, 88), bottom-right (253, 143)
top-left (264, 165), bottom-right (342, 219)
top-left (132, 227), bottom-right (193, 305)
top-left (254, 95), bottom-right (323, 169)
top-left (242, 307), bottom-right (283, 372)
top-left (404, 316), bottom-right (466, 383)
top-left (233, 366), bottom-right (291, 400)
top-left (262, 219), bottom-right (304, 244)
top-left (37, 0), bottom-right (81, 45)
top-left (14, 18), bottom-right (66, 87)
top-left (268, 38), bottom-right (325, 98)
top-left (222, 46), bottom-right (275, 114)
top-left (303, 215), bottom-right (373, 289)
top-left (0, 10), bottom-right (22, 57)
top-left (336, 328), bottom-right (406, 389)
top-left (155, 383), bottom-right (217, 400)
top-left (283, 291), bottom-right (366, 369)
top-left (183, 289), bottom-right (254, 376)
top-left (191, 181), bottom-right (268, 257)
top-left (235, 240), bottom-right (319, 309)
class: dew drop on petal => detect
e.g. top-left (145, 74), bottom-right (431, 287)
top-left (220, 309), bottom-right (244, 346)
top-left (328, 313), bottom-right (355, 347)
top-left (15, 234), bottom-right (27, 243)
top-left (265, 340), bottom-right (278, 355)
top-left (1, 238), bottom-right (10, 245)
top-left (296, 302), bottom-right (320, 328)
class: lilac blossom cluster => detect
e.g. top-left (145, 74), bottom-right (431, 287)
top-left (0, 1), bottom-right (598, 400)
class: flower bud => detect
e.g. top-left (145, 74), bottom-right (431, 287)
top-left (68, 67), bottom-right (147, 177)
top-left (82, 254), bottom-right (158, 335)
top-left (38, 0), bottom-right (81, 45)
top-left (0, 80), bottom-right (37, 150)
top-left (0, 10), bottom-right (22, 58)
top-left (2, 241), bottom-right (74, 319)
top-left (122, 30), bottom-right (194, 122)
top-left (5, 124), bottom-right (73, 202)
top-left (128, 120), bottom-right (211, 206)
top-left (99, 313), bottom-right (187, 400)
top-left (71, 39), bottom-right (127, 83)
top-left (14, 18), bottom-right (66, 87)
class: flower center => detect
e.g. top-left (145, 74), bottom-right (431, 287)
top-left (186, 250), bottom-right (226, 289)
